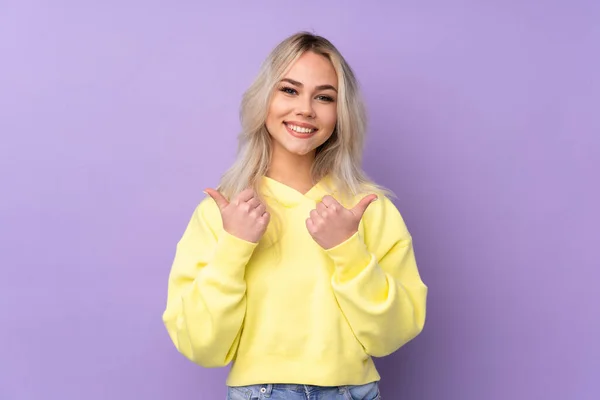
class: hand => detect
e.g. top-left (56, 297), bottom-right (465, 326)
top-left (306, 194), bottom-right (378, 249)
top-left (204, 188), bottom-right (270, 243)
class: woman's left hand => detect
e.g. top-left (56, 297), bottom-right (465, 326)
top-left (306, 194), bottom-right (378, 249)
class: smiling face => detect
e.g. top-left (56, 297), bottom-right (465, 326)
top-left (265, 51), bottom-right (338, 159)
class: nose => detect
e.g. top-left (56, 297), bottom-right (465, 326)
top-left (296, 95), bottom-right (315, 119)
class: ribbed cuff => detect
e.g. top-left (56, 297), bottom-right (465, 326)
top-left (324, 232), bottom-right (372, 282)
top-left (211, 230), bottom-right (258, 279)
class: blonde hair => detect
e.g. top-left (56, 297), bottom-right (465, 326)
top-left (217, 31), bottom-right (393, 202)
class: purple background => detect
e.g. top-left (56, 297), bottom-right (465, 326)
top-left (1, 1), bottom-right (599, 399)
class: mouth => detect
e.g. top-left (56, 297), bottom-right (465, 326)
top-left (284, 121), bottom-right (318, 138)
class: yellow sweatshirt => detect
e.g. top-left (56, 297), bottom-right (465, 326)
top-left (162, 175), bottom-right (427, 387)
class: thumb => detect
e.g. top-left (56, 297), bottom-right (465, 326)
top-left (204, 188), bottom-right (229, 211)
top-left (350, 194), bottom-right (378, 219)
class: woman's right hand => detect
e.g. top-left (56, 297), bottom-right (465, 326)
top-left (204, 188), bottom-right (270, 243)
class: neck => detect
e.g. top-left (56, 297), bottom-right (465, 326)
top-left (267, 147), bottom-right (316, 194)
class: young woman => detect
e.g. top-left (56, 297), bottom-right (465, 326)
top-left (162, 32), bottom-right (428, 400)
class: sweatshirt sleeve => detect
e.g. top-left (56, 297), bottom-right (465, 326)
top-left (324, 196), bottom-right (428, 357)
top-left (161, 197), bottom-right (258, 367)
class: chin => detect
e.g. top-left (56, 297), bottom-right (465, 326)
top-left (284, 144), bottom-right (317, 156)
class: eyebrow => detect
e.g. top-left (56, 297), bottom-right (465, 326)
top-left (280, 78), bottom-right (338, 92)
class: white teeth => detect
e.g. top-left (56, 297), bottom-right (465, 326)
top-left (287, 123), bottom-right (315, 134)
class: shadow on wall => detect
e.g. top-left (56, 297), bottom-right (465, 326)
top-left (364, 119), bottom-right (480, 398)
top-left (367, 147), bottom-right (430, 398)
top-left (365, 136), bottom-right (434, 397)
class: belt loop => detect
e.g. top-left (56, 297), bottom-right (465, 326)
top-left (262, 384), bottom-right (273, 397)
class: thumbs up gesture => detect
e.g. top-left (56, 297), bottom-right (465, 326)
top-left (204, 188), bottom-right (270, 243)
top-left (306, 194), bottom-right (378, 249)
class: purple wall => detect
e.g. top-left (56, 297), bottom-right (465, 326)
top-left (1, 1), bottom-right (598, 399)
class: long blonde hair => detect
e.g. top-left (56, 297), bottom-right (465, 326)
top-left (217, 31), bottom-right (393, 202)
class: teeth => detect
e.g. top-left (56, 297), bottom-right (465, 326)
top-left (287, 124), bottom-right (315, 134)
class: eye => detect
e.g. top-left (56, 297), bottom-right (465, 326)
top-left (316, 95), bottom-right (335, 102)
top-left (279, 86), bottom-right (297, 95)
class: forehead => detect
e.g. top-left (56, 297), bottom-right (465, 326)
top-left (284, 51), bottom-right (338, 86)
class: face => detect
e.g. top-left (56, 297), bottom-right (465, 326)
top-left (265, 51), bottom-right (338, 158)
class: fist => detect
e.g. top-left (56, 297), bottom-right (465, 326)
top-left (306, 194), bottom-right (378, 249)
top-left (204, 188), bottom-right (270, 243)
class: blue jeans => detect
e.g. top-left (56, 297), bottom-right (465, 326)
top-left (226, 381), bottom-right (381, 400)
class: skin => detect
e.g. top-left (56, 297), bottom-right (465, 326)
top-left (205, 51), bottom-right (377, 247)
top-left (265, 50), bottom-right (339, 182)
top-left (204, 187), bottom-right (269, 243)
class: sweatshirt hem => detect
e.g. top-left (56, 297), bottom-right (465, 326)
top-left (225, 354), bottom-right (380, 387)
